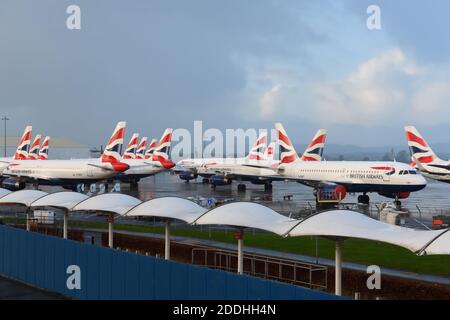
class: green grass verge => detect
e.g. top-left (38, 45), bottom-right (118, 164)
top-left (3, 217), bottom-right (450, 278)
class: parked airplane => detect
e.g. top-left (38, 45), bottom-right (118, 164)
top-left (117, 129), bottom-right (175, 184)
top-left (274, 123), bottom-right (426, 205)
top-left (405, 126), bottom-right (450, 183)
top-left (175, 131), bottom-right (269, 185)
top-left (1, 122), bottom-right (130, 190)
top-left (39, 136), bottom-right (50, 160)
top-left (28, 135), bottom-right (42, 160)
top-left (203, 129), bottom-right (328, 191)
top-left (123, 133), bottom-right (139, 159)
top-left (135, 137), bottom-right (147, 159)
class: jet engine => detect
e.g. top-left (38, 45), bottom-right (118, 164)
top-left (315, 185), bottom-right (347, 202)
top-left (1, 178), bottom-right (26, 191)
top-left (378, 191), bottom-right (410, 199)
top-left (179, 171), bottom-right (198, 181)
top-left (210, 175), bottom-right (232, 186)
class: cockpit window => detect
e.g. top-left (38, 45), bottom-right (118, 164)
top-left (399, 170), bottom-right (404, 175)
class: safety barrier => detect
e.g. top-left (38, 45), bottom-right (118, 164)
top-left (0, 225), bottom-right (342, 300)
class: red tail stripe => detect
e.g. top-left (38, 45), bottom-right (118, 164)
top-left (107, 128), bottom-right (125, 145)
top-left (416, 155), bottom-right (434, 164)
top-left (278, 130), bottom-right (291, 146)
top-left (281, 154), bottom-right (297, 164)
top-left (406, 131), bottom-right (427, 148)
top-left (307, 135), bottom-right (325, 148)
top-left (301, 156), bottom-right (318, 161)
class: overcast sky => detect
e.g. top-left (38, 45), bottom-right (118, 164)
top-left (1, 0), bottom-right (450, 148)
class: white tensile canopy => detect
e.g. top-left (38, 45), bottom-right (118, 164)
top-left (71, 193), bottom-right (142, 248)
top-left (125, 197), bottom-right (208, 260)
top-left (286, 210), bottom-right (447, 254)
top-left (193, 201), bottom-right (300, 235)
top-left (72, 193), bottom-right (142, 215)
top-left (30, 191), bottom-right (89, 211)
top-left (125, 196), bottom-right (207, 223)
top-left (0, 188), bottom-right (11, 199)
top-left (30, 191), bottom-right (90, 239)
top-left (0, 189), bottom-right (48, 207)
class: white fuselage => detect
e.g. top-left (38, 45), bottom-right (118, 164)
top-left (1, 159), bottom-right (122, 184)
top-left (279, 161), bottom-right (426, 193)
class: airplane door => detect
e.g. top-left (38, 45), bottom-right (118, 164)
top-left (87, 166), bottom-right (94, 177)
top-left (383, 165), bottom-right (390, 182)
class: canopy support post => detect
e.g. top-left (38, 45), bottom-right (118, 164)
top-left (26, 213), bottom-right (30, 231)
top-left (335, 239), bottom-right (342, 296)
top-left (108, 215), bottom-right (114, 248)
top-left (165, 220), bottom-right (171, 260)
top-left (63, 210), bottom-right (69, 239)
top-left (237, 229), bottom-right (244, 275)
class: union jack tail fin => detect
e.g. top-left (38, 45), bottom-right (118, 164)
top-left (101, 121), bottom-right (126, 163)
top-left (28, 134), bottom-right (42, 160)
top-left (275, 123), bottom-right (299, 165)
top-left (123, 133), bottom-right (139, 159)
top-left (264, 142), bottom-right (276, 162)
top-left (135, 137), bottom-right (147, 159)
top-left (301, 129), bottom-right (327, 161)
top-left (404, 126), bottom-right (440, 164)
top-left (145, 138), bottom-right (158, 159)
top-left (39, 136), bottom-right (50, 160)
top-left (246, 132), bottom-right (267, 161)
top-left (152, 129), bottom-right (175, 169)
top-left (13, 126), bottom-right (32, 160)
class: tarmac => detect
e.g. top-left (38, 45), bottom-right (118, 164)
top-left (0, 275), bottom-right (65, 300)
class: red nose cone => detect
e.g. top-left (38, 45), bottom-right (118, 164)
top-left (111, 162), bottom-right (130, 173)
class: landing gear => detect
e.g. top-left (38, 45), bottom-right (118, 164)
top-left (394, 195), bottom-right (401, 209)
top-left (264, 183), bottom-right (272, 192)
top-left (202, 178), bottom-right (210, 184)
top-left (357, 194), bottom-right (370, 205)
top-left (237, 184), bottom-right (246, 192)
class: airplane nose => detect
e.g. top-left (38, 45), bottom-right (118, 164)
top-left (111, 162), bottom-right (130, 173)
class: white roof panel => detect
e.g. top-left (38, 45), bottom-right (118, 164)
top-left (30, 191), bottom-right (89, 210)
top-left (287, 210), bottom-right (445, 253)
top-left (72, 193), bottom-right (141, 215)
top-left (0, 188), bottom-right (11, 199)
top-left (419, 229), bottom-right (450, 255)
top-left (0, 190), bottom-right (48, 207)
top-left (126, 197), bottom-right (207, 223)
top-left (193, 202), bottom-right (299, 235)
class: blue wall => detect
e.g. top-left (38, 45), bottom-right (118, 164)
top-left (0, 225), bottom-right (341, 300)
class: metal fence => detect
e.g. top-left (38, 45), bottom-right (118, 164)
top-left (192, 248), bottom-right (328, 290)
top-left (0, 224), bottom-right (341, 300)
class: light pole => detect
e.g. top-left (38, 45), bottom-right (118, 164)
top-left (1, 116), bottom-right (9, 157)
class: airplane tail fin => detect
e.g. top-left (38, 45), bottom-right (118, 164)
top-left (28, 134), bottom-right (42, 160)
top-left (123, 133), bottom-right (139, 159)
top-left (404, 126), bottom-right (440, 164)
top-left (264, 142), bottom-right (276, 162)
top-left (152, 129), bottom-right (175, 169)
top-left (301, 129), bottom-right (327, 161)
top-left (275, 123), bottom-right (299, 165)
top-left (13, 126), bottom-right (32, 160)
top-left (145, 138), bottom-right (158, 159)
top-left (135, 137), bottom-right (147, 159)
top-left (101, 121), bottom-right (126, 163)
top-left (246, 132), bottom-right (267, 161)
top-left (39, 136), bottom-right (50, 160)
